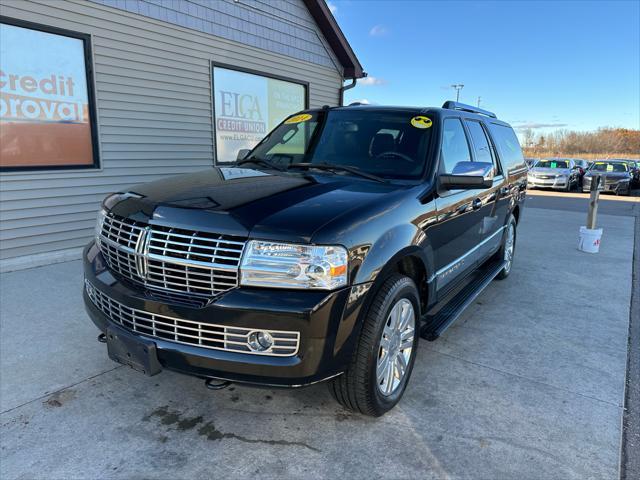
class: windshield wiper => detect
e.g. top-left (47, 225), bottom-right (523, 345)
top-left (288, 162), bottom-right (388, 183)
top-left (236, 157), bottom-right (285, 171)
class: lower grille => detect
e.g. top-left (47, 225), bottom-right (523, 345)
top-left (85, 281), bottom-right (300, 357)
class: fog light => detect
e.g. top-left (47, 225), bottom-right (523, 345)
top-left (248, 331), bottom-right (274, 352)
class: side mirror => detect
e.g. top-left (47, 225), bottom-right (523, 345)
top-left (236, 149), bottom-right (251, 161)
top-left (439, 161), bottom-right (494, 190)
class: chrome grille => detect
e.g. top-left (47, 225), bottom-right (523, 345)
top-left (86, 281), bottom-right (300, 356)
top-left (97, 213), bottom-right (245, 299)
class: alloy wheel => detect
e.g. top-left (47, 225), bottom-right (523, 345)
top-left (503, 223), bottom-right (515, 274)
top-left (376, 298), bottom-right (415, 396)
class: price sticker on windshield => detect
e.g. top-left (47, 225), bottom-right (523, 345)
top-left (410, 116), bottom-right (432, 129)
top-left (285, 113), bottom-right (313, 124)
top-left (606, 164), bottom-right (614, 172)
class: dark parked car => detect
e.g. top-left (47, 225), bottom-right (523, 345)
top-left (572, 158), bottom-right (589, 187)
top-left (84, 101), bottom-right (527, 416)
top-left (618, 159), bottom-right (640, 185)
top-left (583, 160), bottom-right (633, 195)
top-left (527, 158), bottom-right (582, 191)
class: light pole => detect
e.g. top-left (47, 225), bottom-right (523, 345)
top-left (477, 96), bottom-right (482, 107)
top-left (451, 84), bottom-right (464, 102)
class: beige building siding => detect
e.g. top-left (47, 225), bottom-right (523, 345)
top-left (0, 0), bottom-right (344, 268)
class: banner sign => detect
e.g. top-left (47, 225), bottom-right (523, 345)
top-left (213, 66), bottom-right (305, 163)
top-left (0, 22), bottom-right (95, 169)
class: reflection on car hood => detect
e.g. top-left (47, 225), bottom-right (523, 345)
top-left (530, 167), bottom-right (570, 175)
top-left (106, 167), bottom-right (405, 243)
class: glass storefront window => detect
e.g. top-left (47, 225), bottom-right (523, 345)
top-left (212, 65), bottom-right (306, 164)
top-left (0, 20), bottom-right (98, 171)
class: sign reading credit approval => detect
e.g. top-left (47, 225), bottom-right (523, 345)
top-left (0, 22), bottom-right (95, 169)
top-left (213, 66), bottom-right (305, 163)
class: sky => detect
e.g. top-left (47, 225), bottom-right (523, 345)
top-left (328, 0), bottom-right (640, 135)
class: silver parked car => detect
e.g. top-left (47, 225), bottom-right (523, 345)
top-left (527, 158), bottom-right (581, 191)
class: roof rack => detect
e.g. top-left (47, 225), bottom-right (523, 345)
top-left (442, 101), bottom-right (497, 119)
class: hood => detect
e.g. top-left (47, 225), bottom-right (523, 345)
top-left (530, 167), bottom-right (571, 175)
top-left (107, 167), bottom-right (406, 243)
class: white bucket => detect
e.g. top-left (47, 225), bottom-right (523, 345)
top-left (578, 226), bottom-right (603, 253)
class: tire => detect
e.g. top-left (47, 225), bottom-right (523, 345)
top-left (328, 274), bottom-right (420, 417)
top-left (495, 214), bottom-right (517, 280)
top-left (564, 180), bottom-right (571, 192)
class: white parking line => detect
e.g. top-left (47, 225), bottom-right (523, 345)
top-left (527, 190), bottom-right (640, 203)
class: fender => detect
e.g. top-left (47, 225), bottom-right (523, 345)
top-left (351, 222), bottom-right (437, 324)
top-left (331, 226), bottom-right (436, 361)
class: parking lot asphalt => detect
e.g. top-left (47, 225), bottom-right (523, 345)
top-left (0, 207), bottom-right (635, 479)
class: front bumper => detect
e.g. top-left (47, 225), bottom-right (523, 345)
top-left (582, 179), bottom-right (630, 194)
top-left (83, 242), bottom-right (369, 387)
top-left (527, 175), bottom-right (569, 189)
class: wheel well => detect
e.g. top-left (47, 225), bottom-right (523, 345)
top-left (394, 256), bottom-right (428, 313)
top-left (512, 205), bottom-right (520, 224)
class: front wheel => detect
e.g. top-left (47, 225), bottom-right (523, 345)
top-left (495, 214), bottom-right (517, 280)
top-left (329, 274), bottom-right (419, 416)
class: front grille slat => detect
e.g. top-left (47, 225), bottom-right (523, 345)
top-left (85, 281), bottom-right (299, 357)
top-left (98, 213), bottom-right (245, 299)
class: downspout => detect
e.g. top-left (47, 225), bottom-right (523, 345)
top-left (339, 72), bottom-right (365, 106)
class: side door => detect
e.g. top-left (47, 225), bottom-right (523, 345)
top-left (464, 119), bottom-right (509, 262)
top-left (431, 117), bottom-right (487, 293)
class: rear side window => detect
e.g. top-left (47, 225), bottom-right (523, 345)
top-left (488, 124), bottom-right (525, 173)
top-left (466, 121), bottom-right (493, 163)
top-left (466, 120), bottom-right (501, 174)
top-left (440, 118), bottom-right (471, 173)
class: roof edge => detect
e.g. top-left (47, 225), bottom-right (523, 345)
top-left (302, 0), bottom-right (365, 79)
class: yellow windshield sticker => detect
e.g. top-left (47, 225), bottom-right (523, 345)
top-left (410, 116), bottom-right (432, 129)
top-left (606, 164), bottom-right (614, 172)
top-left (284, 113), bottom-right (312, 124)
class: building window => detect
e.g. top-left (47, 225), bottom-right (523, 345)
top-left (212, 65), bottom-right (307, 164)
top-left (0, 18), bottom-right (99, 171)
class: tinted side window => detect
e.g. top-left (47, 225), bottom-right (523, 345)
top-left (466, 121), bottom-right (493, 163)
top-left (441, 118), bottom-right (471, 173)
top-left (487, 123), bottom-right (525, 173)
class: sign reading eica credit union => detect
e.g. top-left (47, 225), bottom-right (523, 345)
top-left (213, 66), bottom-right (305, 164)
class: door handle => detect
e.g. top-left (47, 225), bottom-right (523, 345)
top-left (472, 198), bottom-right (482, 210)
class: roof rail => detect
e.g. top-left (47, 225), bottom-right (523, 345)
top-left (442, 101), bottom-right (497, 119)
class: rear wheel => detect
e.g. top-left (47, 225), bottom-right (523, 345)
top-left (329, 274), bottom-right (419, 416)
top-left (496, 214), bottom-right (517, 280)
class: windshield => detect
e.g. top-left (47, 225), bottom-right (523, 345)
top-left (590, 162), bottom-right (628, 173)
top-left (536, 159), bottom-right (569, 169)
top-left (247, 110), bottom-right (433, 180)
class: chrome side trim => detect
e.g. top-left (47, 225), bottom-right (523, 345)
top-left (435, 226), bottom-right (505, 289)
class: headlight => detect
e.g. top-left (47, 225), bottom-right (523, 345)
top-left (95, 208), bottom-right (107, 244)
top-left (240, 241), bottom-right (348, 290)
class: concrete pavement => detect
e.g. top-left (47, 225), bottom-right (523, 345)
top-left (0, 207), bottom-right (635, 479)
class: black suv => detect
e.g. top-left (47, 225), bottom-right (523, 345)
top-left (84, 101), bottom-right (526, 416)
